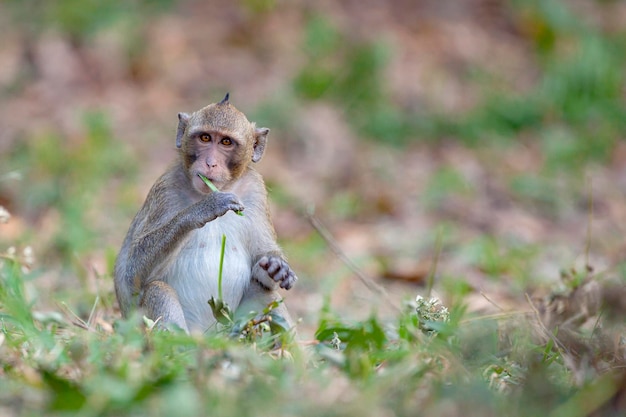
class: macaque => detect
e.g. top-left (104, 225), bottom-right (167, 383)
top-left (114, 94), bottom-right (297, 333)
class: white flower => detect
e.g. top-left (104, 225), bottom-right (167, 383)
top-left (414, 294), bottom-right (450, 332)
top-left (22, 246), bottom-right (35, 268)
top-left (330, 332), bottom-right (342, 350)
top-left (0, 206), bottom-right (9, 224)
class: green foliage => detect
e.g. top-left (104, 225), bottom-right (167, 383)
top-left (292, 2), bottom-right (626, 169)
top-left (316, 315), bottom-right (388, 379)
top-left (326, 190), bottom-right (365, 219)
top-left (293, 15), bottom-right (413, 145)
top-left (441, 0), bottom-right (626, 170)
top-left (461, 235), bottom-right (539, 285)
top-left (239, 0), bottom-right (277, 15)
top-left (507, 172), bottom-right (579, 216)
top-left (6, 111), bottom-right (135, 259)
top-left (422, 167), bottom-right (475, 209)
top-left (0, 261), bottom-right (42, 345)
top-left (1, 247), bottom-right (624, 416)
top-left (4, 0), bottom-right (174, 39)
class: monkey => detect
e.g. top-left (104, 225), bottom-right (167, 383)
top-left (114, 94), bottom-right (297, 334)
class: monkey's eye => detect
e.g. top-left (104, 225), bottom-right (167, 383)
top-left (221, 137), bottom-right (233, 146)
top-left (199, 133), bottom-right (211, 142)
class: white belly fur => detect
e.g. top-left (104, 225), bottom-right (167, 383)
top-left (163, 212), bottom-right (251, 332)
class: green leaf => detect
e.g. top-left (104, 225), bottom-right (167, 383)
top-left (208, 296), bottom-right (233, 325)
top-left (42, 369), bottom-right (87, 412)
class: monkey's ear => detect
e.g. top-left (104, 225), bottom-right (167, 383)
top-left (176, 112), bottom-right (190, 148)
top-left (219, 93), bottom-right (230, 105)
top-left (252, 127), bottom-right (270, 163)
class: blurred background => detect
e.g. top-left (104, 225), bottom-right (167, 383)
top-left (1, 0), bottom-right (625, 338)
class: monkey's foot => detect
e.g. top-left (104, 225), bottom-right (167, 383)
top-left (256, 256), bottom-right (297, 290)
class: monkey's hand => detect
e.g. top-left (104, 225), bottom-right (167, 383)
top-left (253, 256), bottom-right (298, 291)
top-left (189, 192), bottom-right (245, 228)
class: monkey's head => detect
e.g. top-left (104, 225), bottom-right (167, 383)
top-left (176, 94), bottom-right (270, 193)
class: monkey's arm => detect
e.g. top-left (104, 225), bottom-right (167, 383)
top-left (245, 224), bottom-right (296, 329)
top-left (239, 178), bottom-right (297, 292)
top-left (129, 192), bottom-right (244, 279)
top-left (114, 185), bottom-right (244, 314)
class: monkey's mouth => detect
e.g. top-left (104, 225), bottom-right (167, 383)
top-left (196, 172), bottom-right (221, 192)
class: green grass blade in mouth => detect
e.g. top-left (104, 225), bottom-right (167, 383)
top-left (197, 173), bottom-right (219, 192)
top-left (197, 173), bottom-right (244, 216)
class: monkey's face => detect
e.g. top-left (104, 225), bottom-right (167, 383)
top-left (177, 100), bottom-right (270, 194)
top-left (186, 129), bottom-right (249, 193)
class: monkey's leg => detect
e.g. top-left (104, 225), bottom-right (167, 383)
top-left (236, 280), bottom-right (294, 329)
top-left (140, 281), bottom-right (189, 333)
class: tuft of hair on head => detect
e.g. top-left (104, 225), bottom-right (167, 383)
top-left (218, 93), bottom-right (230, 105)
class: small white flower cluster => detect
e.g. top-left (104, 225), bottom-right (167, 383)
top-left (3, 246), bottom-right (36, 272)
top-left (330, 331), bottom-right (342, 350)
top-left (0, 206), bottom-right (10, 224)
top-left (0, 207), bottom-right (35, 272)
top-left (414, 295), bottom-right (450, 333)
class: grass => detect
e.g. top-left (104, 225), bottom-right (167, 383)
top-left (1, 232), bottom-right (625, 416)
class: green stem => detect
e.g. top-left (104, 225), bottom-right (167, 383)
top-left (198, 172), bottom-right (219, 192)
top-left (218, 234), bottom-right (226, 300)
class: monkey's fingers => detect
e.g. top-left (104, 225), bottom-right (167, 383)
top-left (229, 203), bottom-right (245, 214)
top-left (257, 256), bottom-right (297, 289)
top-left (269, 258), bottom-right (298, 289)
top-left (258, 256), bottom-right (270, 269)
top-left (271, 266), bottom-right (288, 282)
top-left (265, 258), bottom-right (284, 276)
top-left (280, 270), bottom-right (297, 290)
